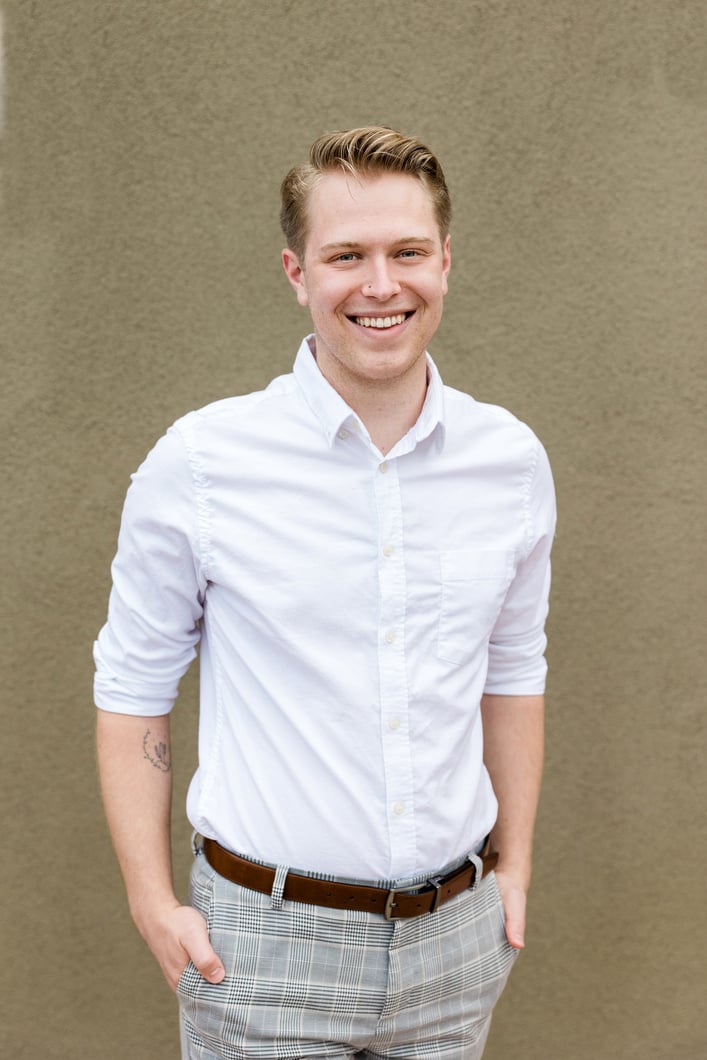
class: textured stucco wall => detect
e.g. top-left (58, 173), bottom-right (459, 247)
top-left (2, 2), bottom-right (705, 1057)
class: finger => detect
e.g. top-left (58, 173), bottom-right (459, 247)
top-left (180, 922), bottom-right (225, 983)
top-left (194, 946), bottom-right (226, 983)
top-left (502, 890), bottom-right (526, 950)
top-left (493, 873), bottom-right (526, 949)
top-left (505, 912), bottom-right (525, 949)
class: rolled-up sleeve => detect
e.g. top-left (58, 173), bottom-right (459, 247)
top-left (484, 440), bottom-right (557, 695)
top-left (93, 424), bottom-right (206, 715)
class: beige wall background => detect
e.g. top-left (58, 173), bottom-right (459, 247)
top-left (2, 2), bottom-right (705, 1057)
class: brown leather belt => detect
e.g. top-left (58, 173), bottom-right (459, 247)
top-left (202, 837), bottom-right (498, 920)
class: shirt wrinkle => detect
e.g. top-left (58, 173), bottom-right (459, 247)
top-left (170, 423), bottom-right (213, 584)
top-left (520, 437), bottom-right (541, 561)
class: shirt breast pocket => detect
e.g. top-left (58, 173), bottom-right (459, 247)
top-left (438, 550), bottom-right (515, 666)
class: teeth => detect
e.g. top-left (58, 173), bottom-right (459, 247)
top-left (355, 314), bottom-right (406, 328)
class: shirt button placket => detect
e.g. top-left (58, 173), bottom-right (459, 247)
top-left (374, 457), bottom-right (415, 870)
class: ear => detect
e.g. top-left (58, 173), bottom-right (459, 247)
top-left (281, 248), bottom-right (310, 307)
top-left (441, 234), bottom-right (451, 296)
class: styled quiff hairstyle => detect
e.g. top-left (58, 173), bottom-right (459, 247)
top-left (280, 125), bottom-right (451, 261)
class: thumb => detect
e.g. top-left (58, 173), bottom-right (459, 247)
top-left (191, 938), bottom-right (225, 983)
top-left (180, 916), bottom-right (226, 983)
top-left (504, 902), bottom-right (526, 950)
top-left (494, 873), bottom-right (527, 950)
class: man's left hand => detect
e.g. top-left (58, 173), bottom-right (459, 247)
top-left (493, 871), bottom-right (527, 949)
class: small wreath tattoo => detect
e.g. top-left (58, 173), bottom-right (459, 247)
top-left (143, 730), bottom-right (172, 773)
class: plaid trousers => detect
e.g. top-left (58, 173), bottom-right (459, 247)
top-left (178, 847), bottom-right (518, 1059)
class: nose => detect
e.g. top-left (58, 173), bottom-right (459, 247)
top-left (363, 256), bottom-right (401, 300)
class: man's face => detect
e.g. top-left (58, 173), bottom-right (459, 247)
top-left (282, 170), bottom-right (451, 396)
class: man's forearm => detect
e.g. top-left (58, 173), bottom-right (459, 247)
top-left (96, 710), bottom-right (179, 931)
top-left (481, 693), bottom-right (544, 884)
top-left (480, 693), bottom-right (544, 948)
top-left (96, 709), bottom-right (225, 990)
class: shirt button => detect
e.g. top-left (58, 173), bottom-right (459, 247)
top-left (388, 717), bottom-right (401, 731)
top-left (379, 461), bottom-right (389, 474)
top-left (383, 544), bottom-right (394, 557)
top-left (393, 801), bottom-right (406, 816)
top-left (384, 630), bottom-right (396, 644)
top-left (337, 428), bottom-right (349, 439)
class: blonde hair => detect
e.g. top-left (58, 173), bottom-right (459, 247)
top-left (280, 126), bottom-right (451, 261)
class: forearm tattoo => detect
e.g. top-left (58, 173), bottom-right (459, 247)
top-left (142, 729), bottom-right (172, 772)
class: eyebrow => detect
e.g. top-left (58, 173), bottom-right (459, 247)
top-left (320, 236), bottom-right (438, 252)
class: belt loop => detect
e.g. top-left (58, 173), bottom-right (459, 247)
top-left (191, 831), bottom-right (203, 858)
top-left (270, 864), bottom-right (289, 910)
top-left (467, 851), bottom-right (483, 891)
top-left (467, 834), bottom-right (491, 891)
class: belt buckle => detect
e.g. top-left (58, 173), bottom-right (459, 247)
top-left (383, 877), bottom-right (442, 921)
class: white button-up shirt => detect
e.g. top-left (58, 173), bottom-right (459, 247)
top-left (94, 336), bottom-right (556, 880)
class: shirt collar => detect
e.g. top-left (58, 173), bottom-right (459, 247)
top-left (415, 355), bottom-right (446, 451)
top-left (293, 334), bottom-right (446, 452)
top-left (293, 336), bottom-right (354, 446)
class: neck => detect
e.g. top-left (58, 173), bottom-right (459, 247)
top-left (357, 385), bottom-right (427, 455)
top-left (319, 356), bottom-right (429, 456)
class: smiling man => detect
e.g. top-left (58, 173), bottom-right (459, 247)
top-left (95, 127), bottom-right (556, 1059)
top-left (281, 168), bottom-right (450, 459)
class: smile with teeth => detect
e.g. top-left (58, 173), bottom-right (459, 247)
top-left (352, 312), bottom-right (410, 329)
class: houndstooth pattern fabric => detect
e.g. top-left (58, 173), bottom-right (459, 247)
top-left (178, 850), bottom-right (518, 1059)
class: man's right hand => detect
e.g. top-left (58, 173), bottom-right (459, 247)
top-left (140, 902), bottom-right (226, 992)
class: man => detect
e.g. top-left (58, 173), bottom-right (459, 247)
top-left (95, 126), bottom-right (556, 1059)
